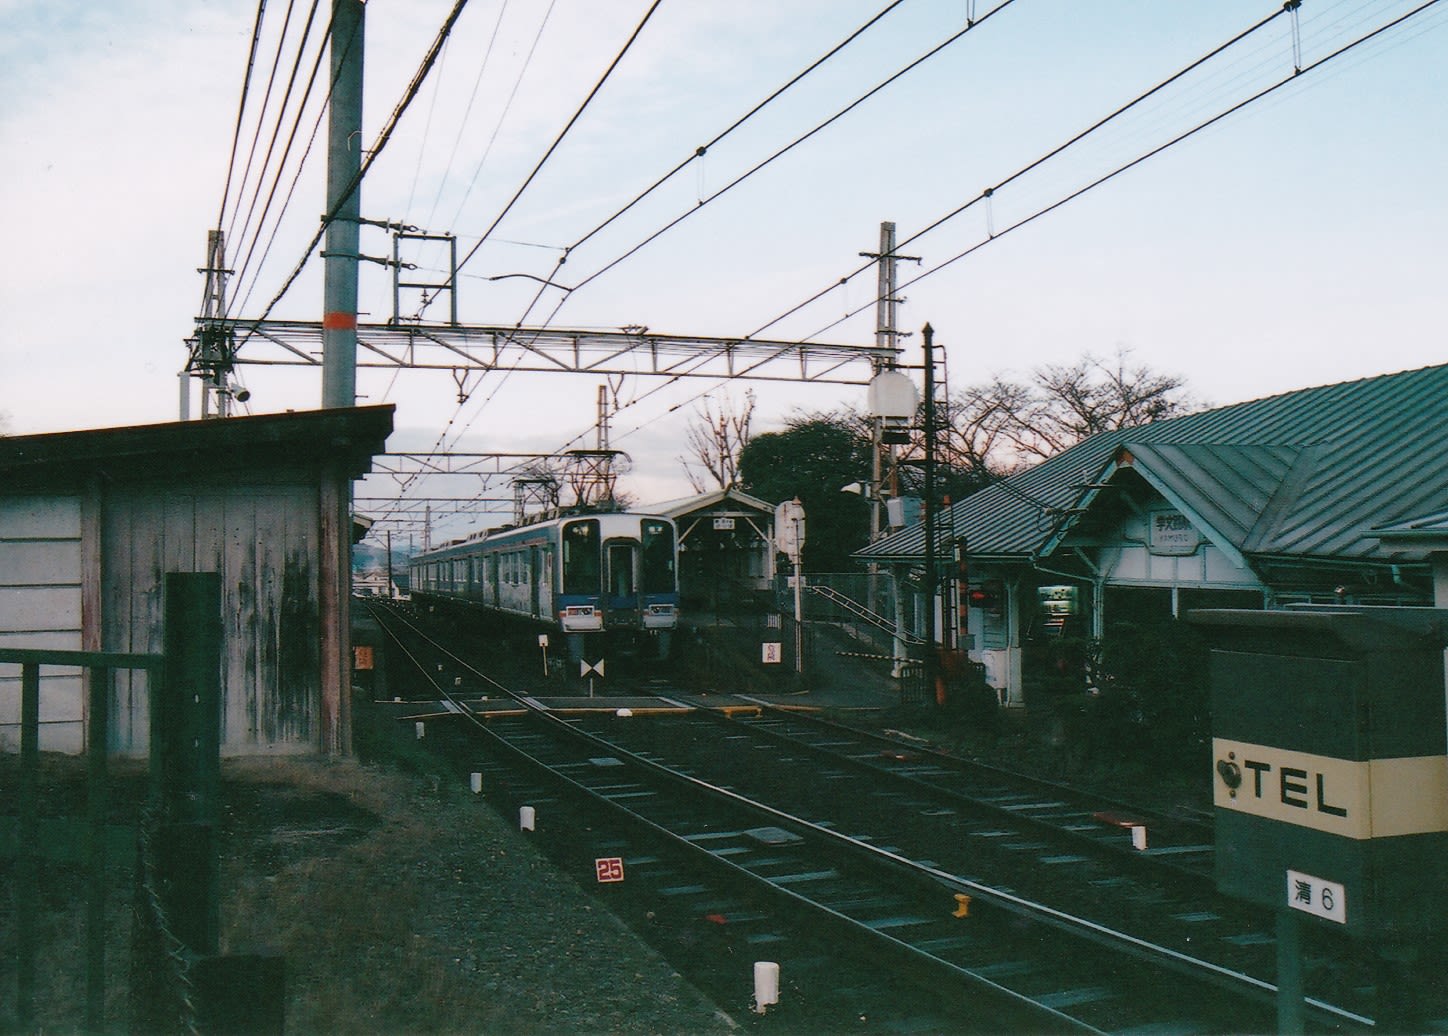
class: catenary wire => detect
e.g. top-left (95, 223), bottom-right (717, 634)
top-left (224, 0), bottom-right (298, 248)
top-left (596, 0), bottom-right (1443, 464)
top-left (562, 0), bottom-right (1020, 300)
top-left (423, 0), bottom-right (663, 319)
top-left (227, 1), bottom-right (323, 281)
top-left (228, 4), bottom-right (337, 316)
top-left (415, 0), bottom-right (518, 244)
top-left (805, 0), bottom-right (1447, 343)
top-left (490, 0), bottom-right (916, 338)
top-left (426, 0), bottom-right (1008, 485)
top-left (239, 0), bottom-right (473, 339)
top-left (210, 0), bottom-right (269, 271)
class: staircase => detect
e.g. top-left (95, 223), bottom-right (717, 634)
top-left (806, 584), bottom-right (923, 646)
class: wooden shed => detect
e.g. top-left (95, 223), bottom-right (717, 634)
top-left (0, 406), bottom-right (393, 757)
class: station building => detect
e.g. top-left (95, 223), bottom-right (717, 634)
top-left (0, 406), bottom-right (393, 756)
top-left (856, 363), bottom-right (1448, 707)
top-left (647, 487), bottom-right (776, 618)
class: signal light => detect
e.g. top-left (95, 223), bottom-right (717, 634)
top-left (968, 581), bottom-right (1003, 614)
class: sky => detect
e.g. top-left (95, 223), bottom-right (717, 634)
top-left (2, 0), bottom-right (1445, 546)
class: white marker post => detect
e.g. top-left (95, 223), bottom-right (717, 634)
top-left (581, 658), bottom-right (605, 697)
top-left (753, 961), bottom-right (780, 1014)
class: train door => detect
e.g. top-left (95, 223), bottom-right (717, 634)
top-left (605, 539), bottom-right (638, 621)
top-left (487, 554), bottom-right (499, 608)
top-left (529, 546), bottom-right (541, 618)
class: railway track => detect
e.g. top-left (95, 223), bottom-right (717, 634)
top-left (365, 601), bottom-right (1376, 1031)
top-left (557, 701), bottom-right (1387, 1024)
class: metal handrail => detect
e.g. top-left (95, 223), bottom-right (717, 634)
top-left (806, 584), bottom-right (925, 645)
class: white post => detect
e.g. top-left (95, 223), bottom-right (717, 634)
top-left (753, 961), bottom-right (780, 1013)
top-left (519, 805), bottom-right (536, 832)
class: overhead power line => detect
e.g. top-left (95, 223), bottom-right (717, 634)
top-left (211, 0), bottom-right (269, 251)
top-left (228, 1), bottom-right (324, 275)
top-left (806, 0), bottom-right (1447, 343)
top-left (747, 1), bottom-right (1292, 342)
top-left (430, 0), bottom-right (664, 316)
top-left (438, 0), bottom-right (1010, 488)
top-left (224, 0), bottom-right (298, 249)
top-left (228, 3), bottom-right (337, 315)
top-left (241, 0), bottom-right (473, 334)
top-left (563, 0), bottom-right (1021, 301)
top-left (496, 0), bottom-right (916, 336)
top-left (598, 0), bottom-right (1445, 451)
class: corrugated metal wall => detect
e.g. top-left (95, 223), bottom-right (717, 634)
top-left (0, 496), bottom-right (84, 752)
top-left (104, 485), bottom-right (321, 755)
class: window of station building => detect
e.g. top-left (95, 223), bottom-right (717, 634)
top-left (1103, 586), bottom-right (1171, 631)
top-left (562, 519), bottom-right (601, 594)
top-left (1177, 588), bottom-right (1265, 613)
top-left (640, 519), bottom-right (676, 594)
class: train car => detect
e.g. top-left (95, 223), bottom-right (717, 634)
top-left (408, 511), bottom-right (679, 661)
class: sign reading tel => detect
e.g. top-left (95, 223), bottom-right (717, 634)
top-left (1214, 737), bottom-right (1448, 841)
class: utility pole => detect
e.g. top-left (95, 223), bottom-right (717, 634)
top-left (861, 223), bottom-right (919, 620)
top-left (322, 0), bottom-right (364, 410)
top-left (190, 230), bottom-right (233, 419)
top-left (859, 222), bottom-right (919, 544)
top-left (319, 0), bottom-right (364, 757)
top-left (922, 323), bottom-right (940, 706)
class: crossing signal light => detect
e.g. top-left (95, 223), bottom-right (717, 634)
top-left (968, 581), bottom-right (1003, 615)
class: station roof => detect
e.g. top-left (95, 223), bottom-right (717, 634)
top-left (647, 486), bottom-right (776, 520)
top-left (0, 406), bottom-right (395, 489)
top-left (857, 363), bottom-right (1448, 568)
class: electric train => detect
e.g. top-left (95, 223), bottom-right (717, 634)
top-left (409, 511), bottom-right (680, 660)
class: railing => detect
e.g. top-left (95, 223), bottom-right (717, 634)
top-left (3, 647), bottom-right (163, 1033)
top-left (805, 584), bottom-right (925, 646)
top-left (4, 572), bottom-right (282, 1034)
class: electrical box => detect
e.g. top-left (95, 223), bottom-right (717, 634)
top-left (1189, 607), bottom-right (1448, 941)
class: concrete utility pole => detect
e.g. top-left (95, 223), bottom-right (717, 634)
top-left (322, 0), bottom-right (364, 410)
top-left (320, 0), bottom-right (364, 757)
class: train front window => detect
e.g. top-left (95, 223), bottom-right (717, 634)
top-left (607, 543), bottom-right (635, 597)
top-left (562, 519), bottom-right (601, 594)
top-left (640, 520), bottom-right (675, 594)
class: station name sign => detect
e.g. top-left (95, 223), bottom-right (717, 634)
top-left (1213, 738), bottom-right (1448, 840)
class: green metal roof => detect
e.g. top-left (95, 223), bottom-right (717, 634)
top-left (857, 363), bottom-right (1448, 567)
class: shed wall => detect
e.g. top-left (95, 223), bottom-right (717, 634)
top-left (103, 484), bottom-right (320, 755)
top-left (0, 496), bottom-right (84, 752)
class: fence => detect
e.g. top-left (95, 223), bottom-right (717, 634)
top-left (4, 572), bottom-right (281, 1033)
top-left (3, 646), bottom-right (161, 1032)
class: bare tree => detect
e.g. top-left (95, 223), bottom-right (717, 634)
top-left (956, 349), bottom-right (1195, 470)
top-left (678, 390), bottom-right (755, 494)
